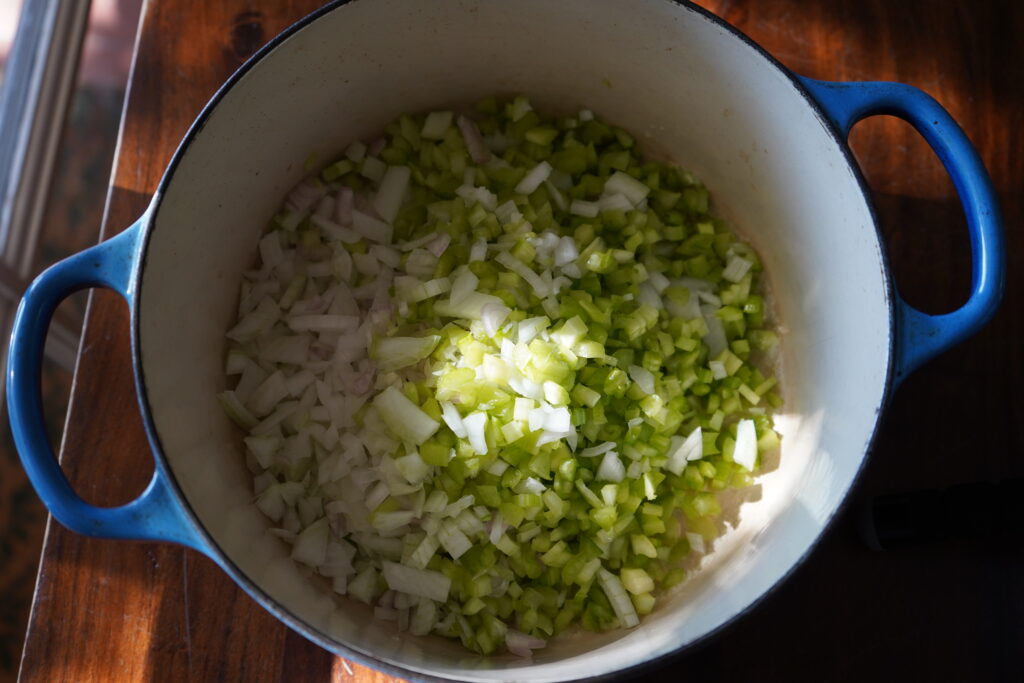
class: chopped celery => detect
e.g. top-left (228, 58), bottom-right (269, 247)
top-left (224, 95), bottom-right (782, 657)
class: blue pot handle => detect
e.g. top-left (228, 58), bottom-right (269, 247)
top-left (799, 77), bottom-right (1005, 384)
top-left (6, 219), bottom-right (207, 552)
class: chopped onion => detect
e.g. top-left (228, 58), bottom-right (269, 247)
top-left (723, 254), bottom-right (753, 283)
top-left (369, 244), bottom-right (401, 269)
top-left (733, 419), bottom-right (758, 470)
top-left (335, 186), bottom-right (354, 225)
top-left (637, 282), bottom-right (663, 310)
top-left (288, 314), bottom-right (358, 333)
top-left (506, 630), bottom-right (546, 658)
top-left (434, 291), bottom-right (503, 319)
top-left (291, 518), bottom-right (328, 567)
top-left (544, 180), bottom-right (567, 211)
top-left (373, 386), bottom-right (440, 445)
top-left (371, 335), bottom-right (440, 372)
top-left (351, 210), bottom-right (393, 244)
top-left (462, 412), bottom-right (489, 455)
top-left (580, 441), bottom-right (616, 458)
top-left (648, 271), bottom-right (670, 293)
top-left (554, 235), bottom-right (579, 266)
top-left (421, 110), bottom-right (453, 140)
top-left (258, 233), bottom-right (284, 269)
top-left (686, 531), bottom-right (706, 555)
top-left (227, 297), bottom-right (280, 343)
top-left (665, 427), bottom-right (703, 475)
top-left (597, 451), bottom-right (625, 483)
top-left (569, 199), bottom-right (599, 218)
top-left (495, 200), bottom-right (520, 225)
top-left (223, 97), bottom-right (781, 657)
top-left (597, 568), bottom-right (639, 628)
top-left (438, 520), bottom-right (472, 559)
top-left (381, 561), bottom-right (451, 602)
top-left (495, 251), bottom-right (548, 297)
top-left (627, 365), bottom-right (655, 395)
top-left (449, 269), bottom-right (479, 306)
top-left (597, 193), bottom-right (633, 212)
top-left (345, 140), bottom-right (366, 162)
top-left (604, 171), bottom-right (650, 205)
top-left (709, 360), bottom-right (727, 380)
top-left (425, 232), bottom-right (451, 257)
top-left (481, 302), bottom-right (510, 336)
top-left (515, 161), bottom-right (552, 195)
top-left (469, 238), bottom-right (488, 262)
top-left (702, 307), bottom-right (728, 358)
top-left (457, 115), bottom-right (491, 164)
top-left (440, 402), bottom-right (468, 438)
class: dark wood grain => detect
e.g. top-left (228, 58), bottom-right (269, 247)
top-left (19, 1), bottom-right (1023, 681)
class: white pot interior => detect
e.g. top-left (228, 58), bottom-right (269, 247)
top-left (137, 0), bottom-right (891, 680)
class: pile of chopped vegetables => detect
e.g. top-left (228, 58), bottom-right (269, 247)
top-left (220, 96), bottom-right (782, 657)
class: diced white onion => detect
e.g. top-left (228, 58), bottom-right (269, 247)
top-left (666, 427), bottom-right (703, 475)
top-left (421, 110), bottom-right (453, 140)
top-left (637, 282), bottom-right (663, 310)
top-left (628, 365), bottom-right (655, 395)
top-left (597, 568), bottom-right (639, 628)
top-left (373, 386), bottom-right (440, 445)
top-left (603, 171), bottom-right (650, 205)
top-left (335, 186), bottom-right (354, 225)
top-left (569, 200), bottom-right (599, 218)
top-left (597, 451), bottom-right (625, 483)
top-left (462, 412), bottom-right (489, 455)
top-left (449, 269), bottom-right (479, 306)
top-left (434, 291), bottom-right (504, 319)
top-left (481, 303), bottom-right (511, 336)
top-left (702, 307), bottom-right (728, 358)
top-left (438, 520), bottom-right (472, 559)
top-left (496, 251), bottom-right (548, 297)
top-left (517, 316), bottom-right (549, 344)
top-left (686, 531), bottom-right (706, 555)
top-left (345, 140), bottom-right (366, 162)
top-left (597, 193), bottom-right (633, 212)
top-left (457, 115), bottom-right (491, 164)
top-left (580, 441), bottom-right (616, 458)
top-left (705, 357), bottom-right (728, 379)
top-left (733, 419), bottom-right (758, 471)
top-left (554, 236), bottom-right (579, 266)
top-left (381, 560), bottom-right (451, 602)
top-left (469, 238), bottom-right (488, 262)
top-left (372, 166), bottom-right (410, 223)
top-left (440, 402), bottom-right (467, 438)
top-left (648, 271), bottom-right (670, 293)
top-left (723, 254), bottom-right (753, 283)
top-left (351, 210), bottom-right (393, 244)
top-left (425, 232), bottom-right (450, 257)
top-left (506, 630), bottom-right (546, 658)
top-left (514, 161), bottom-right (552, 195)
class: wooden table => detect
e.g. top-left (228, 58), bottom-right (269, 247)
top-left (19, 1), bottom-right (1023, 681)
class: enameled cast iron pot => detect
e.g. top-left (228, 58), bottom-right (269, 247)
top-left (7, 1), bottom-right (1004, 681)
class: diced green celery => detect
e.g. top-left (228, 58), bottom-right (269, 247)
top-left (630, 534), bottom-right (658, 559)
top-left (572, 384), bottom-right (601, 408)
top-left (619, 568), bottom-right (655, 595)
top-left (631, 592), bottom-right (656, 615)
top-left (227, 96), bottom-right (783, 654)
